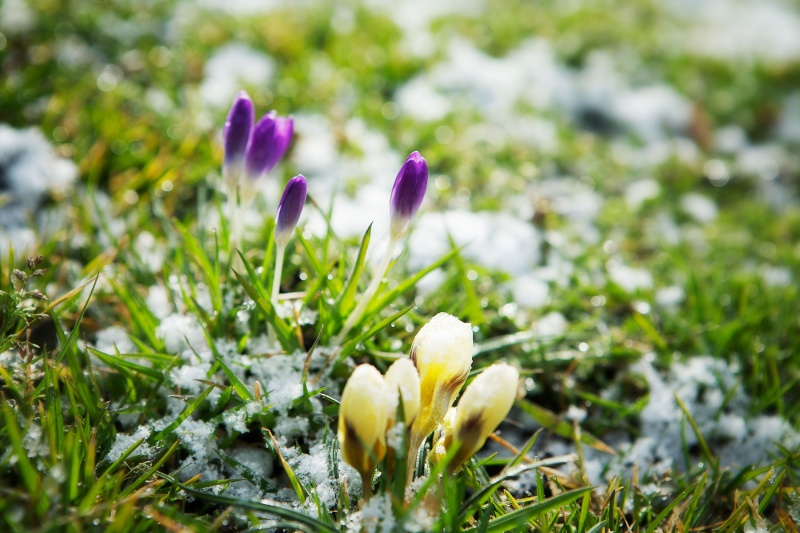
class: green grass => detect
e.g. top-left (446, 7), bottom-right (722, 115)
top-left (2, 0), bottom-right (800, 531)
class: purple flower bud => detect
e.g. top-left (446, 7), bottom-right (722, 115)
top-left (389, 151), bottom-right (428, 239)
top-left (275, 175), bottom-right (308, 245)
top-left (244, 112), bottom-right (294, 180)
top-left (244, 111), bottom-right (277, 179)
top-left (222, 91), bottom-right (254, 187)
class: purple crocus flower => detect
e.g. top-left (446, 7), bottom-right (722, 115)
top-left (244, 112), bottom-right (294, 181)
top-left (221, 90), bottom-right (294, 191)
top-left (275, 175), bottom-right (308, 245)
top-left (222, 91), bottom-right (254, 189)
top-left (389, 151), bottom-right (428, 239)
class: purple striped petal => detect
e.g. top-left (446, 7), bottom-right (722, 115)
top-left (243, 112), bottom-right (294, 180)
top-left (222, 91), bottom-right (254, 185)
top-left (275, 175), bottom-right (308, 244)
top-left (244, 111), bottom-right (278, 179)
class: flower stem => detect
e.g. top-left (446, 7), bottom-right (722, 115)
top-left (406, 430), bottom-right (424, 493)
top-left (360, 470), bottom-right (373, 501)
top-left (335, 236), bottom-right (397, 345)
top-left (271, 243), bottom-right (286, 308)
top-left (267, 243), bottom-right (286, 347)
top-left (227, 188), bottom-right (240, 257)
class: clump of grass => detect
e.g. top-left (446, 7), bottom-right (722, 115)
top-left (0, 252), bottom-right (49, 354)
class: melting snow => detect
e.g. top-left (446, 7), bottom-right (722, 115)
top-left (199, 43), bottom-right (275, 109)
top-left (146, 285), bottom-right (173, 319)
top-left (156, 313), bottom-right (210, 360)
top-left (0, 0), bottom-right (36, 35)
top-left (760, 265), bottom-right (792, 287)
top-left (508, 274), bottom-right (550, 310)
top-left (625, 179), bottom-right (662, 210)
top-left (395, 77), bottom-right (452, 122)
top-left (106, 425), bottom-right (154, 463)
top-left (777, 93), bottom-right (800, 144)
top-left (607, 260), bottom-right (653, 293)
top-left (684, 0), bottom-right (800, 63)
top-left (532, 312), bottom-right (568, 338)
top-left (681, 193), bottom-right (718, 224)
top-left (655, 285), bottom-right (685, 310)
top-left (408, 210), bottom-right (541, 275)
top-left (568, 354), bottom-right (800, 486)
top-left (358, 491), bottom-right (396, 533)
top-left (94, 326), bottom-right (135, 355)
top-left (0, 124), bottom-right (78, 252)
top-left (395, 38), bottom-right (693, 145)
top-left (134, 231), bottom-right (165, 272)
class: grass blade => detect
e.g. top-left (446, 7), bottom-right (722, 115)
top-left (119, 438), bottom-right (182, 499)
top-left (157, 473), bottom-right (337, 533)
top-left (233, 266), bottom-right (294, 349)
top-left (517, 399), bottom-right (616, 455)
top-left (1, 397), bottom-right (48, 516)
top-left (89, 348), bottom-right (163, 381)
top-left (149, 386), bottom-right (214, 443)
top-left (335, 223), bottom-right (372, 317)
top-left (338, 304), bottom-right (414, 359)
top-left (642, 481), bottom-right (699, 533)
top-left (463, 486), bottom-right (593, 532)
top-left (265, 429), bottom-right (306, 504)
top-left (459, 455), bottom-right (578, 523)
top-left (365, 246), bottom-right (461, 316)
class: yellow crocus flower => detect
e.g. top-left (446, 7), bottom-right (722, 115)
top-left (385, 357), bottom-right (421, 428)
top-left (338, 364), bottom-right (389, 497)
top-left (407, 313), bottom-right (473, 478)
top-left (435, 363), bottom-right (520, 473)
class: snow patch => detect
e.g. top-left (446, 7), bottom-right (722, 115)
top-left (0, 124), bottom-right (78, 251)
top-left (685, 0), bottom-right (800, 63)
top-left (567, 354), bottom-right (800, 487)
top-left (106, 425), bottom-right (154, 463)
top-left (607, 261), bottom-right (653, 293)
top-left (625, 179), bottom-right (661, 210)
top-left (199, 44), bottom-right (275, 109)
top-left (681, 193), bottom-right (718, 224)
top-left (532, 312), bottom-right (568, 338)
top-left (508, 274), bottom-right (550, 309)
top-left (0, 0), bottom-right (36, 35)
top-left (94, 326), bottom-right (135, 355)
top-left (360, 491), bottom-right (396, 533)
top-left (655, 285), bottom-right (685, 310)
top-left (156, 313), bottom-right (210, 360)
top-left (408, 210), bottom-right (541, 276)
